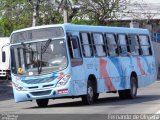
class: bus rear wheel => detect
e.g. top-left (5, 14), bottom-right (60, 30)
top-left (36, 99), bottom-right (49, 107)
top-left (81, 80), bottom-right (95, 105)
top-left (118, 75), bottom-right (137, 99)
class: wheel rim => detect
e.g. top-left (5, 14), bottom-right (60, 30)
top-left (131, 77), bottom-right (137, 96)
top-left (87, 86), bottom-right (94, 102)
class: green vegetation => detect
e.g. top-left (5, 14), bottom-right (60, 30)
top-left (0, 0), bottom-right (128, 36)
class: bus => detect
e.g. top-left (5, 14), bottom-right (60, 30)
top-left (0, 37), bottom-right (10, 78)
top-left (10, 24), bottom-right (157, 107)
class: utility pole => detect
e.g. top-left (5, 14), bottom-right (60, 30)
top-left (32, 5), bottom-right (36, 27)
top-left (63, 8), bottom-right (68, 23)
top-left (63, 0), bottom-right (69, 23)
top-left (28, 0), bottom-right (40, 27)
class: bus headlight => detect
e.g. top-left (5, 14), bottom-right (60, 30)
top-left (56, 74), bottom-right (71, 87)
top-left (12, 82), bottom-right (25, 91)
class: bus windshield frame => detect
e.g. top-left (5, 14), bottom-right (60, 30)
top-left (10, 27), bottom-right (68, 76)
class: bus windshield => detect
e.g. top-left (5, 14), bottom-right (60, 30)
top-left (11, 39), bottom-right (68, 76)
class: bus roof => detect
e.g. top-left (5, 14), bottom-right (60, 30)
top-left (11, 23), bottom-right (149, 35)
top-left (63, 24), bottom-right (149, 34)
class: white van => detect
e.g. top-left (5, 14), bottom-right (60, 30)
top-left (0, 37), bottom-right (10, 78)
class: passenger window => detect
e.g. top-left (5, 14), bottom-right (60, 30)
top-left (68, 36), bottom-right (81, 59)
top-left (139, 35), bottom-right (152, 55)
top-left (118, 34), bottom-right (128, 56)
top-left (105, 33), bottom-right (118, 56)
top-left (92, 33), bottom-right (106, 57)
top-left (80, 33), bottom-right (93, 57)
top-left (128, 34), bottom-right (140, 55)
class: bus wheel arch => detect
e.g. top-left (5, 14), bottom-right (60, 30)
top-left (81, 74), bottom-right (99, 105)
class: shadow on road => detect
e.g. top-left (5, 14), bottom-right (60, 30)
top-left (0, 80), bottom-right (13, 101)
top-left (26, 94), bottom-right (160, 109)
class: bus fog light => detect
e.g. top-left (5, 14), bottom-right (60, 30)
top-left (56, 74), bottom-right (70, 87)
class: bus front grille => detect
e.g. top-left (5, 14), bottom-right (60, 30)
top-left (22, 76), bottom-right (57, 84)
top-left (30, 90), bottom-right (51, 96)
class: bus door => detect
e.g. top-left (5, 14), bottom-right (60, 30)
top-left (67, 32), bottom-right (85, 95)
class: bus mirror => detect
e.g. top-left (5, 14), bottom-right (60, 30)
top-left (70, 37), bottom-right (78, 49)
top-left (2, 51), bottom-right (6, 62)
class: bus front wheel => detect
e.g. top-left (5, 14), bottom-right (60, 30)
top-left (36, 99), bottom-right (49, 107)
top-left (81, 80), bottom-right (95, 105)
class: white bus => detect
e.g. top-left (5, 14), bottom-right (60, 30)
top-left (0, 37), bottom-right (10, 78)
top-left (10, 24), bottom-right (156, 107)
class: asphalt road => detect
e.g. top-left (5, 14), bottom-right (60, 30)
top-left (1, 80), bottom-right (160, 120)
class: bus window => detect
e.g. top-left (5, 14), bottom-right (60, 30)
top-left (105, 33), bottom-right (118, 56)
top-left (92, 33), bottom-right (106, 57)
top-left (68, 36), bottom-right (81, 59)
top-left (128, 34), bottom-right (140, 56)
top-left (80, 33), bottom-right (93, 57)
top-left (118, 34), bottom-right (128, 56)
top-left (139, 35), bottom-right (152, 55)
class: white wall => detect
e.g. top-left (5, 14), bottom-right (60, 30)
top-left (152, 42), bottom-right (160, 78)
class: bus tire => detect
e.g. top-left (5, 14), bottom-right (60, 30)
top-left (118, 90), bottom-right (126, 99)
top-left (81, 80), bottom-right (94, 105)
top-left (36, 99), bottom-right (49, 107)
top-left (127, 75), bottom-right (138, 99)
top-left (94, 93), bottom-right (99, 102)
top-left (118, 75), bottom-right (137, 99)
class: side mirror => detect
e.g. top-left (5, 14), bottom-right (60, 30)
top-left (2, 51), bottom-right (6, 62)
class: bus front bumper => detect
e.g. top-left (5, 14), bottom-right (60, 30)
top-left (13, 86), bottom-right (75, 102)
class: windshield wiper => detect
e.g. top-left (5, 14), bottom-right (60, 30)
top-left (38, 38), bottom-right (52, 74)
top-left (41, 38), bottom-right (52, 54)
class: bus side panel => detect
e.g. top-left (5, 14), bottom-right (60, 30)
top-left (97, 57), bottom-right (124, 92)
top-left (138, 56), bottom-right (156, 87)
top-left (71, 65), bottom-right (87, 95)
top-left (118, 57), bottom-right (135, 90)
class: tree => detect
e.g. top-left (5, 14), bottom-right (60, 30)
top-left (75, 0), bottom-right (128, 25)
top-left (0, 0), bottom-right (32, 36)
top-left (49, 0), bottom-right (80, 23)
top-left (0, 0), bottom-right (129, 36)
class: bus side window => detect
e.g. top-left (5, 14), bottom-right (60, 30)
top-left (68, 36), bottom-right (81, 59)
top-left (139, 35), bottom-right (152, 55)
top-left (80, 32), bottom-right (93, 57)
top-left (67, 35), bottom-right (82, 67)
top-left (105, 33), bottom-right (118, 56)
top-left (118, 34), bottom-right (128, 56)
top-left (128, 34), bottom-right (140, 56)
top-left (92, 33), bottom-right (106, 57)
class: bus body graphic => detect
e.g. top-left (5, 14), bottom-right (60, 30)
top-left (100, 58), bottom-right (115, 91)
top-left (10, 24), bottom-right (157, 106)
top-left (137, 57), bottom-right (145, 75)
